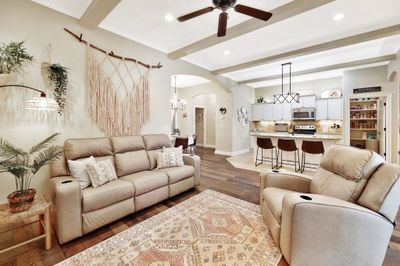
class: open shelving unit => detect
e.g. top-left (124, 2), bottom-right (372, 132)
top-left (349, 98), bottom-right (380, 152)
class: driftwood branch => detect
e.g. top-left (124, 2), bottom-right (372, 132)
top-left (64, 28), bottom-right (163, 69)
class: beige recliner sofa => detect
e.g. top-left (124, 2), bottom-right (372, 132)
top-left (260, 145), bottom-right (400, 266)
top-left (49, 134), bottom-right (200, 244)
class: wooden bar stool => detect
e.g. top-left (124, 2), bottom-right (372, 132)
top-left (255, 138), bottom-right (277, 168)
top-left (277, 139), bottom-right (300, 172)
top-left (300, 140), bottom-right (325, 173)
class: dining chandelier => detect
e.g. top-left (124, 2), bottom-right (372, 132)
top-left (171, 76), bottom-right (186, 111)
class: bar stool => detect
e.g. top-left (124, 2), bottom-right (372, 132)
top-left (277, 139), bottom-right (300, 172)
top-left (255, 138), bottom-right (277, 168)
top-left (300, 140), bottom-right (325, 173)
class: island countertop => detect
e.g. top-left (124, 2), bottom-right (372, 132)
top-left (250, 131), bottom-right (343, 140)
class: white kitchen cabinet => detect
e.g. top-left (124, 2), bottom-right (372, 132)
top-left (316, 98), bottom-right (342, 120)
top-left (272, 104), bottom-right (283, 121)
top-left (282, 103), bottom-right (292, 121)
top-left (252, 104), bottom-right (262, 121)
top-left (327, 98), bottom-right (342, 120)
top-left (293, 95), bottom-right (316, 108)
top-left (262, 103), bottom-right (274, 121)
top-left (316, 100), bottom-right (328, 120)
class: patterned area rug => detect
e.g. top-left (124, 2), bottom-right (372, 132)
top-left (57, 190), bottom-right (282, 266)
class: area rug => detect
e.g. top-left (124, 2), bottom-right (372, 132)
top-left (57, 190), bottom-right (282, 266)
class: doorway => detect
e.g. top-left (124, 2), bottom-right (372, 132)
top-left (195, 107), bottom-right (205, 146)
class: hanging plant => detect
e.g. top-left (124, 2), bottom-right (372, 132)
top-left (46, 64), bottom-right (69, 115)
top-left (0, 41), bottom-right (33, 74)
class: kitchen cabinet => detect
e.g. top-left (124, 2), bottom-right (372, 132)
top-left (262, 103), bottom-right (274, 121)
top-left (252, 104), bottom-right (262, 121)
top-left (293, 95), bottom-right (316, 108)
top-left (316, 98), bottom-right (342, 120)
top-left (272, 103), bottom-right (292, 121)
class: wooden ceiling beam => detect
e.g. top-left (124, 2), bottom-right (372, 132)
top-left (238, 55), bottom-right (397, 85)
top-left (167, 0), bottom-right (335, 60)
top-left (213, 24), bottom-right (400, 75)
top-left (79, 0), bottom-right (121, 29)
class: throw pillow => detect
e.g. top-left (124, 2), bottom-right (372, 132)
top-left (68, 156), bottom-right (96, 189)
top-left (156, 146), bottom-right (184, 169)
top-left (86, 159), bottom-right (118, 188)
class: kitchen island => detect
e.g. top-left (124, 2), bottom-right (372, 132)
top-left (251, 131), bottom-right (343, 168)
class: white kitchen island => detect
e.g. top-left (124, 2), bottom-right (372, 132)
top-left (250, 132), bottom-right (343, 168)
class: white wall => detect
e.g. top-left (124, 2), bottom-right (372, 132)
top-left (342, 65), bottom-right (399, 163)
top-left (255, 77), bottom-right (342, 102)
top-left (0, 0), bottom-right (235, 202)
top-left (232, 85), bottom-right (254, 154)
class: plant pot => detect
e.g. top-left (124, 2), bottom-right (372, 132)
top-left (7, 189), bottom-right (36, 213)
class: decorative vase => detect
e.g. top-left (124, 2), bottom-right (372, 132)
top-left (7, 189), bottom-right (36, 213)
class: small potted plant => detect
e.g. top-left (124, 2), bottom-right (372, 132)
top-left (0, 133), bottom-right (63, 213)
top-left (0, 41), bottom-right (34, 84)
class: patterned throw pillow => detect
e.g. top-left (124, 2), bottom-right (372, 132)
top-left (156, 146), bottom-right (184, 169)
top-left (86, 160), bottom-right (118, 188)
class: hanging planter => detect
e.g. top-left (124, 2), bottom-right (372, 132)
top-left (44, 63), bottom-right (69, 115)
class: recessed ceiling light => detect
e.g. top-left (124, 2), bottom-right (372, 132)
top-left (165, 14), bottom-right (174, 22)
top-left (224, 50), bottom-right (230, 55)
top-left (333, 13), bottom-right (344, 21)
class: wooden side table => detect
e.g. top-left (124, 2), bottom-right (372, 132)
top-left (0, 195), bottom-right (51, 254)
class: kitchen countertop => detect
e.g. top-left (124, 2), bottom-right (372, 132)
top-left (250, 131), bottom-right (343, 140)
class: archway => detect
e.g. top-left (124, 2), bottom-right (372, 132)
top-left (388, 71), bottom-right (397, 82)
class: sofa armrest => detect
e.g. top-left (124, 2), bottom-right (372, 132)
top-left (49, 176), bottom-right (82, 244)
top-left (280, 193), bottom-right (393, 266)
top-left (183, 155), bottom-right (201, 186)
top-left (260, 172), bottom-right (311, 204)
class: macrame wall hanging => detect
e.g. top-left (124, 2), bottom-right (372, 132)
top-left (64, 28), bottom-right (162, 137)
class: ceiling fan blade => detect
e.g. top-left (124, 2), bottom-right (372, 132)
top-left (217, 12), bottom-right (228, 37)
top-left (234, 4), bottom-right (272, 21)
top-left (177, 7), bottom-right (215, 22)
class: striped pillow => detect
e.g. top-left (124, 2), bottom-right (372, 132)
top-left (86, 160), bottom-right (118, 188)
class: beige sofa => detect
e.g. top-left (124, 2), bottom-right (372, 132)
top-left (49, 134), bottom-right (200, 244)
top-left (261, 145), bottom-right (400, 266)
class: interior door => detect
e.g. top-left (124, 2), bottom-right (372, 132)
top-left (379, 98), bottom-right (386, 159)
top-left (195, 107), bottom-right (205, 145)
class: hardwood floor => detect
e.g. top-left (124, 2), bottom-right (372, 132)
top-left (0, 147), bottom-right (399, 265)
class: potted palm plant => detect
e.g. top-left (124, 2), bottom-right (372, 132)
top-left (0, 133), bottom-right (63, 213)
top-left (0, 41), bottom-right (34, 84)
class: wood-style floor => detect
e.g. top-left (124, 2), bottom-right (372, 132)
top-left (0, 147), bottom-right (399, 265)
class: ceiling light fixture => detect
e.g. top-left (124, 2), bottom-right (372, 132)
top-left (274, 62), bottom-right (300, 104)
top-left (0, 84), bottom-right (59, 111)
top-left (333, 13), bottom-right (344, 21)
top-left (171, 76), bottom-right (186, 111)
top-left (224, 50), bottom-right (230, 55)
top-left (165, 14), bottom-right (174, 22)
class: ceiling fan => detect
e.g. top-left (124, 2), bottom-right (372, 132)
top-left (177, 0), bottom-right (273, 37)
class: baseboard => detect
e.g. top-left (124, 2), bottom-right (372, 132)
top-left (197, 144), bottom-right (216, 148)
top-left (215, 148), bottom-right (250, 157)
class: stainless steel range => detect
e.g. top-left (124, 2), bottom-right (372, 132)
top-left (293, 125), bottom-right (316, 135)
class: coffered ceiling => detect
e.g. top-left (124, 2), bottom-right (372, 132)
top-left (31, 0), bottom-right (400, 87)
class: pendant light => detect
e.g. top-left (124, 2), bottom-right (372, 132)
top-left (274, 62), bottom-right (299, 104)
top-left (170, 76), bottom-right (186, 111)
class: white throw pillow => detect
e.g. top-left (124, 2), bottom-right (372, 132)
top-left (67, 156), bottom-right (96, 189)
top-left (157, 146), bottom-right (184, 169)
top-left (85, 160), bottom-right (118, 188)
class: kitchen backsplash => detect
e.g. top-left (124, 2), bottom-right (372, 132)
top-left (251, 120), bottom-right (343, 135)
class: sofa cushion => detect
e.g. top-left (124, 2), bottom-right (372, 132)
top-left (82, 180), bottom-right (134, 213)
top-left (65, 137), bottom-right (113, 160)
top-left (114, 150), bottom-right (150, 177)
top-left (120, 171), bottom-right (168, 196)
top-left (111, 136), bottom-right (145, 154)
top-left (143, 134), bottom-right (172, 150)
top-left (147, 149), bottom-right (162, 170)
top-left (263, 187), bottom-right (295, 224)
top-left (310, 145), bottom-right (384, 202)
top-left (159, 165), bottom-right (195, 184)
top-left (358, 163), bottom-right (400, 222)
